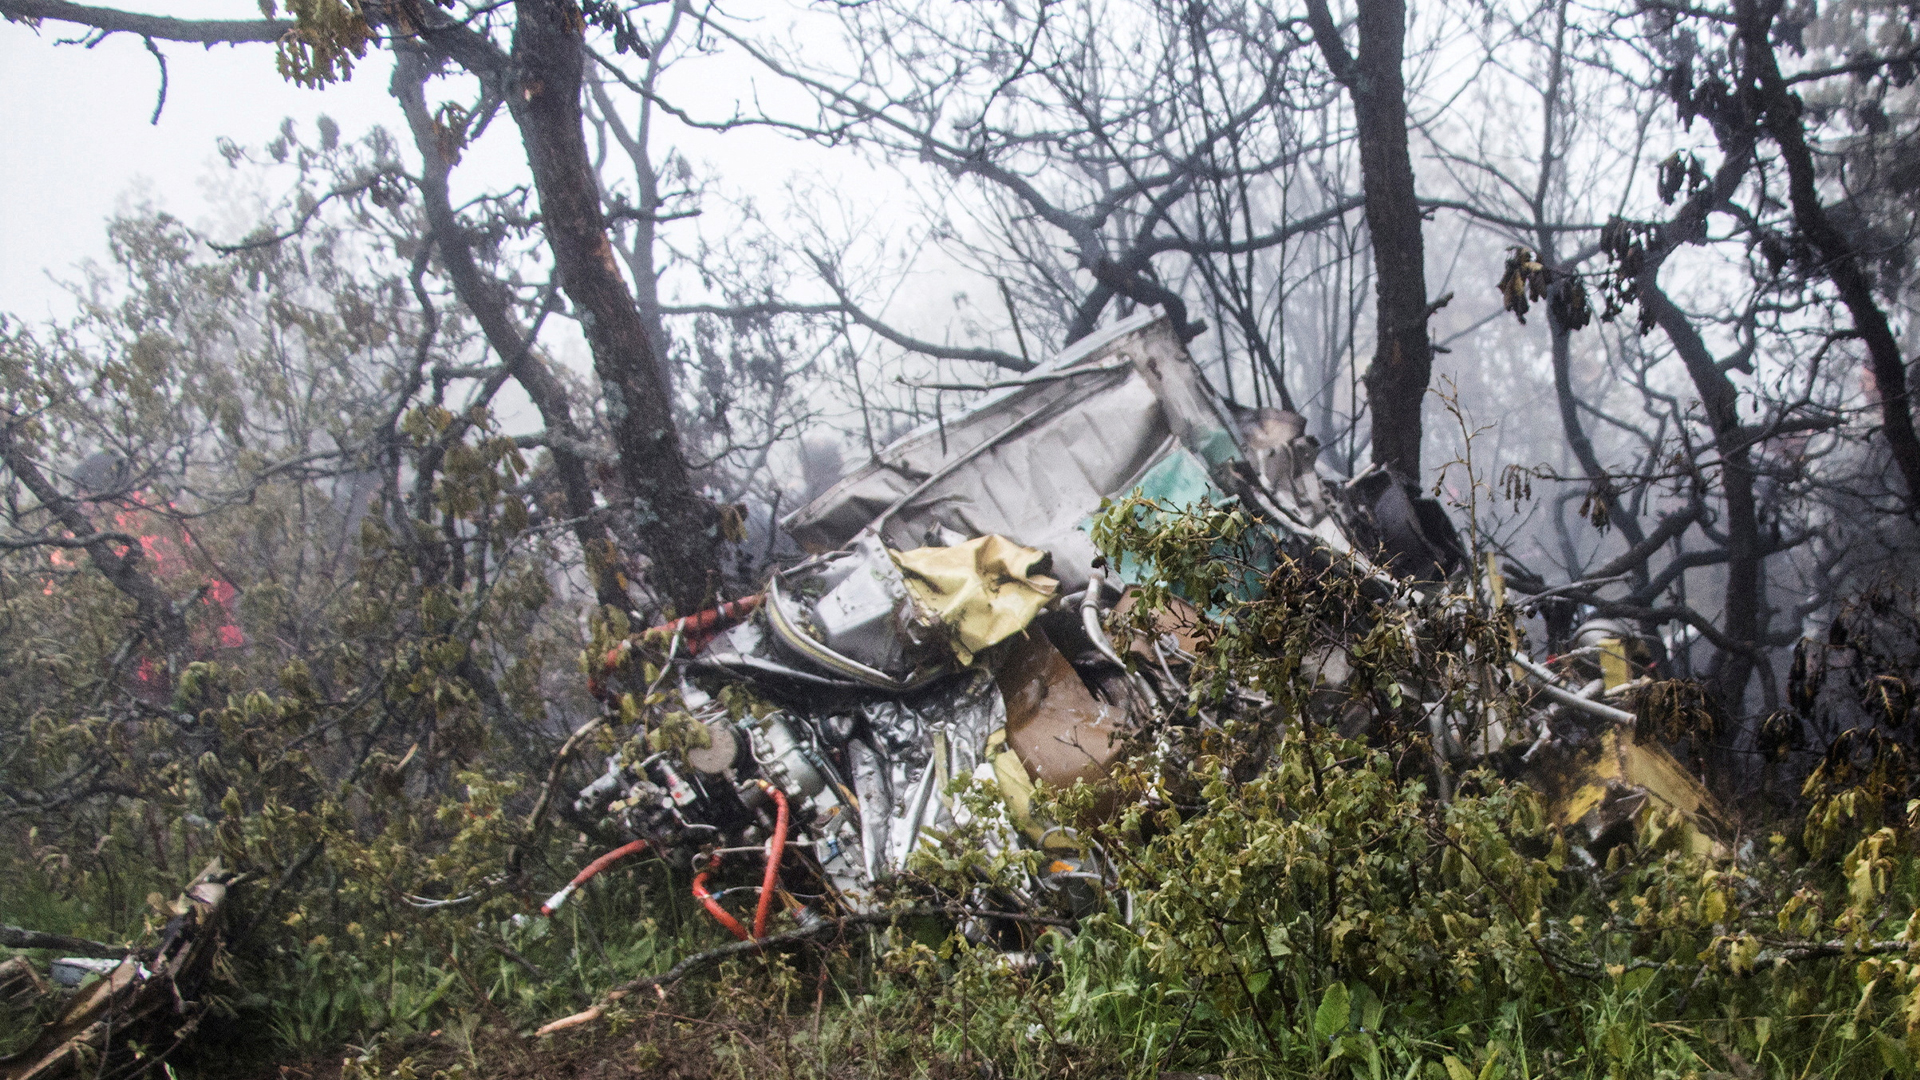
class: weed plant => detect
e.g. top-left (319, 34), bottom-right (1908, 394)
top-left (10, 496), bottom-right (1920, 1080)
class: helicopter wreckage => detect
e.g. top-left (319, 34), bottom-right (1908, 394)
top-left (0, 311), bottom-right (1730, 1072)
top-left (548, 310), bottom-right (1727, 948)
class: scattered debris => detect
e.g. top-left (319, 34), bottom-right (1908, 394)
top-left (547, 308), bottom-right (1729, 1000)
top-left (1529, 725), bottom-right (1727, 858)
top-left (0, 860), bottom-right (230, 1080)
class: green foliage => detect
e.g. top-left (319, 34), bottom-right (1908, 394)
top-left (11, 200), bottom-right (1920, 1080)
top-left (891, 496), bottom-right (1920, 1079)
top-left (0, 188), bottom-right (729, 1069)
top-left (333, 496), bottom-right (1920, 1080)
top-left (265, 0), bottom-right (374, 88)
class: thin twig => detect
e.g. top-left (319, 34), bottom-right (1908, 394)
top-left (140, 35), bottom-right (167, 124)
top-left (535, 906), bottom-right (1074, 1037)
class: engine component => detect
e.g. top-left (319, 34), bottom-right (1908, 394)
top-left (749, 712), bottom-right (827, 801)
top-left (684, 718), bottom-right (741, 776)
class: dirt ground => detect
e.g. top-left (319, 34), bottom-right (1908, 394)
top-left (220, 997), bottom-right (970, 1080)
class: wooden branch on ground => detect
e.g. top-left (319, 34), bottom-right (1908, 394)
top-left (535, 906), bottom-right (1074, 1037)
top-left (0, 925), bottom-right (128, 958)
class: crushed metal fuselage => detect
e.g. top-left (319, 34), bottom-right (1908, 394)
top-left (566, 309), bottom-right (1726, 939)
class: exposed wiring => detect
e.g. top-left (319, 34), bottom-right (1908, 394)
top-left (692, 856), bottom-right (751, 941)
top-left (403, 892), bottom-right (476, 910)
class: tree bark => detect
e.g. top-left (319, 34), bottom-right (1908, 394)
top-left (1640, 281), bottom-right (1764, 708)
top-left (0, 0), bottom-right (286, 42)
top-left (508, 0), bottom-right (720, 614)
top-left (1623, 105), bottom-right (1765, 711)
top-left (586, 75), bottom-right (679, 396)
top-left (1736, 0), bottom-right (1920, 509)
top-left (394, 51), bottom-right (632, 613)
top-left (3, 0), bottom-right (722, 612)
top-left (1304, 0), bottom-right (1434, 481)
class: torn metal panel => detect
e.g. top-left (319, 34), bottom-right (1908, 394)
top-left (1233, 406), bottom-right (1324, 510)
top-left (865, 673), bottom-right (1008, 875)
top-left (1345, 467), bottom-right (1466, 582)
top-left (1526, 726), bottom-right (1728, 858)
top-left (785, 311), bottom-right (1373, 596)
top-left (995, 630), bottom-right (1125, 793)
top-left (559, 302), bottom-right (1748, 974)
top-left (762, 537), bottom-right (957, 691)
top-left (785, 312), bottom-right (1263, 592)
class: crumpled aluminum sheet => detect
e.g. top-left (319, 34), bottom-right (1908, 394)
top-left (783, 311), bottom-right (1256, 593)
top-left (836, 671), bottom-right (1007, 885)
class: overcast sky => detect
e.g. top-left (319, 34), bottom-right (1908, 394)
top-left (1, 9), bottom-right (398, 320)
top-left (2, 3), bottom-right (990, 378)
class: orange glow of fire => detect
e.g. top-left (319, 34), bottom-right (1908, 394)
top-left (39, 498), bottom-right (246, 664)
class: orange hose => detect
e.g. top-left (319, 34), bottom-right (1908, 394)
top-left (692, 860), bottom-right (751, 941)
top-left (540, 839), bottom-right (648, 916)
top-left (641, 594), bottom-right (766, 656)
top-left (753, 782), bottom-right (790, 939)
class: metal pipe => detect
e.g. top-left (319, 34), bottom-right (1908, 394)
top-left (893, 742), bottom-right (942, 868)
top-left (1511, 652), bottom-right (1637, 724)
top-left (1081, 568), bottom-right (1127, 669)
top-left (692, 858), bottom-right (750, 941)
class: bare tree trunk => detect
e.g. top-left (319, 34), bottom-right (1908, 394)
top-left (393, 51), bottom-right (632, 614)
top-left (1736, 0), bottom-right (1920, 509)
top-left (509, 0), bottom-right (720, 614)
top-left (0, 0), bottom-right (725, 613)
top-left (1304, 0), bottom-right (1434, 481)
top-left (1641, 281), bottom-right (1764, 709)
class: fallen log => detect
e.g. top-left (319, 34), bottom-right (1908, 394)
top-left (0, 927), bottom-right (128, 960)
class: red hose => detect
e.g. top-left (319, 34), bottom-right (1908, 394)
top-left (641, 594), bottom-right (766, 656)
top-left (753, 781), bottom-right (790, 939)
top-left (692, 860), bottom-right (751, 941)
top-left (689, 785), bottom-right (789, 942)
top-left (540, 839), bottom-right (647, 916)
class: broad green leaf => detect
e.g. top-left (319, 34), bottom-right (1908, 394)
top-left (1875, 1031), bottom-right (1912, 1075)
top-left (1315, 981), bottom-right (1350, 1041)
top-left (1352, 980), bottom-right (1384, 1031)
